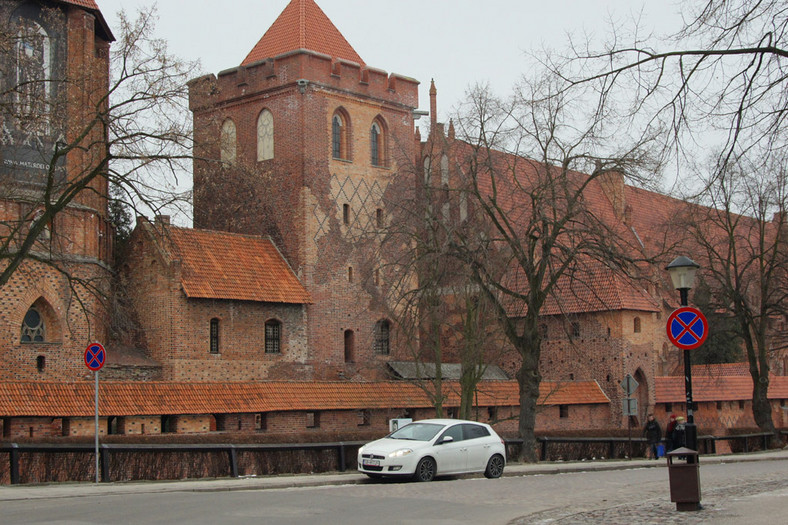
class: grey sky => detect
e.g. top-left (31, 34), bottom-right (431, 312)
top-left (97, 0), bottom-right (684, 129)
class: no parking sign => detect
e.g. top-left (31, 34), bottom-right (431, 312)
top-left (666, 307), bottom-right (708, 350)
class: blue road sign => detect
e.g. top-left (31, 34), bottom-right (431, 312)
top-left (84, 343), bottom-right (106, 371)
top-left (666, 307), bottom-right (708, 350)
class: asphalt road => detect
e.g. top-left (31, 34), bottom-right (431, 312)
top-left (2, 458), bottom-right (786, 524)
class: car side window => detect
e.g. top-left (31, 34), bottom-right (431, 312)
top-left (439, 424), bottom-right (464, 443)
top-left (462, 424), bottom-right (490, 440)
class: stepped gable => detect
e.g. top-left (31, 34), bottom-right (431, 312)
top-left (0, 380), bottom-right (609, 417)
top-left (142, 220), bottom-right (311, 304)
top-left (242, 0), bottom-right (364, 66)
top-left (57, 0), bottom-right (114, 41)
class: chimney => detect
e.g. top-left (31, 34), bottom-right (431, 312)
top-left (429, 79), bottom-right (437, 131)
top-left (155, 215), bottom-right (171, 226)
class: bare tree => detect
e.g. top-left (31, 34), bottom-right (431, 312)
top-left (448, 74), bottom-right (662, 462)
top-left (683, 153), bottom-right (787, 442)
top-left (0, 6), bottom-right (195, 294)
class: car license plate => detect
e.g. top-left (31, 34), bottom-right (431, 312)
top-left (363, 459), bottom-right (380, 467)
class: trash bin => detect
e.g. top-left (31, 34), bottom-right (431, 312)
top-left (666, 447), bottom-right (701, 511)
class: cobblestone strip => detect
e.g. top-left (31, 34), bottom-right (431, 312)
top-left (510, 474), bottom-right (788, 525)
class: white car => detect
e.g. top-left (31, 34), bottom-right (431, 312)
top-left (357, 419), bottom-right (506, 482)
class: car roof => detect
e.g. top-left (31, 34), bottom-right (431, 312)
top-left (413, 419), bottom-right (488, 426)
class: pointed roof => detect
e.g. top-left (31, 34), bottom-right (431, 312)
top-left (242, 0), bottom-right (364, 66)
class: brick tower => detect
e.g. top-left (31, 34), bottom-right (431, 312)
top-left (0, 0), bottom-right (114, 380)
top-left (190, 0), bottom-right (419, 379)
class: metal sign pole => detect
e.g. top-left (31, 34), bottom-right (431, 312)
top-left (94, 369), bottom-right (99, 484)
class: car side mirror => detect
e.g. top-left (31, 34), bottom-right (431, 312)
top-left (439, 436), bottom-right (454, 444)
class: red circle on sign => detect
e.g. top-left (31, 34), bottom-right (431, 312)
top-left (84, 343), bottom-right (106, 371)
top-left (666, 307), bottom-right (708, 350)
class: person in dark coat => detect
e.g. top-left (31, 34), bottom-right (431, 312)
top-left (671, 416), bottom-right (687, 450)
top-left (643, 414), bottom-right (662, 459)
top-left (665, 413), bottom-right (678, 451)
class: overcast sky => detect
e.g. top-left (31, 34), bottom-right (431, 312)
top-left (97, 0), bottom-right (685, 128)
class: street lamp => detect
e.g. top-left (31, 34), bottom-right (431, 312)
top-left (665, 255), bottom-right (700, 453)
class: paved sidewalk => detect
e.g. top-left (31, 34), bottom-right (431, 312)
top-left (1, 447), bottom-right (786, 502)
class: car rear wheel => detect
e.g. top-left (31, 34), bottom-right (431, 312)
top-left (413, 457), bottom-right (436, 482)
top-left (484, 454), bottom-right (505, 479)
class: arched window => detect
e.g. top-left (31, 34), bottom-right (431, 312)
top-left (370, 118), bottom-right (386, 167)
top-left (440, 154), bottom-right (449, 186)
top-left (220, 119), bottom-right (236, 165)
top-left (209, 318), bottom-right (220, 354)
top-left (344, 329), bottom-right (355, 363)
top-left (21, 306), bottom-right (45, 342)
top-left (15, 18), bottom-right (50, 133)
top-left (374, 319), bottom-right (390, 355)
top-left (257, 109), bottom-right (274, 161)
top-left (265, 319), bottom-right (281, 354)
top-left (332, 109), bottom-right (350, 160)
top-left (423, 156), bottom-right (432, 185)
top-left (633, 317), bottom-right (642, 333)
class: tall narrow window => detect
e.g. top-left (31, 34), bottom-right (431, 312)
top-left (220, 119), bottom-right (236, 165)
top-left (257, 109), bottom-right (274, 161)
top-left (376, 208), bottom-right (384, 228)
top-left (633, 317), bottom-right (642, 333)
top-left (370, 118), bottom-right (386, 166)
top-left (343, 203), bottom-right (350, 225)
top-left (332, 109), bottom-right (350, 160)
top-left (440, 154), bottom-right (449, 186)
top-left (374, 319), bottom-right (390, 355)
top-left (347, 266), bottom-right (354, 283)
top-left (21, 306), bottom-right (45, 342)
top-left (209, 318), bottom-right (220, 354)
top-left (423, 156), bottom-right (432, 185)
top-left (344, 329), bottom-right (355, 363)
top-left (265, 319), bottom-right (281, 354)
top-left (16, 19), bottom-right (50, 134)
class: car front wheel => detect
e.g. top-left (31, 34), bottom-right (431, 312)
top-left (413, 457), bottom-right (436, 482)
top-left (484, 454), bottom-right (505, 479)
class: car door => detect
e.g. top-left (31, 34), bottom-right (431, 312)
top-left (462, 423), bottom-right (493, 472)
top-left (432, 423), bottom-right (466, 474)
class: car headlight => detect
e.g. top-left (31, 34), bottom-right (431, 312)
top-left (388, 448), bottom-right (413, 458)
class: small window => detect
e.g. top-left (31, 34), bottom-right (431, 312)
top-left (357, 409), bottom-right (371, 426)
top-left (373, 268), bottom-right (380, 286)
top-left (209, 318), bottom-right (220, 354)
top-left (487, 406), bottom-right (498, 421)
top-left (664, 403), bottom-right (672, 413)
top-left (36, 355), bottom-right (45, 372)
top-left (716, 401), bottom-right (722, 411)
top-left (306, 411), bottom-right (320, 428)
top-left (633, 317), bottom-right (642, 333)
top-left (343, 204), bottom-right (350, 225)
top-left (347, 266), bottom-right (353, 283)
top-left (571, 322), bottom-right (580, 339)
top-left (21, 306), bottom-right (45, 343)
top-left (265, 320), bottom-right (281, 354)
top-left (540, 324), bottom-right (548, 340)
top-left (376, 208), bottom-right (384, 228)
top-left (371, 121), bottom-right (382, 166)
top-left (255, 413), bottom-right (267, 431)
top-left (344, 330), bottom-right (355, 363)
top-left (374, 319), bottom-right (390, 355)
top-left (738, 400), bottom-right (745, 409)
top-left (569, 373), bottom-right (574, 381)
top-left (559, 405), bottom-right (569, 418)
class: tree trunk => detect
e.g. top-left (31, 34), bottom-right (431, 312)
top-left (516, 354), bottom-right (541, 463)
top-left (751, 372), bottom-right (779, 446)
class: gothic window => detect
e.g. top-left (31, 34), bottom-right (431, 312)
top-left (332, 109), bottom-right (350, 160)
top-left (423, 156), bottom-right (432, 185)
top-left (370, 118), bottom-right (386, 167)
top-left (265, 319), bottom-right (281, 354)
top-left (459, 191), bottom-right (468, 222)
top-left (374, 319), bottom-right (390, 355)
top-left (440, 154), bottom-right (449, 186)
top-left (220, 119), bottom-right (236, 165)
top-left (15, 19), bottom-right (51, 134)
top-left (571, 322), bottom-right (581, 339)
top-left (21, 306), bottom-right (45, 342)
top-left (633, 317), bottom-right (642, 333)
top-left (376, 208), bottom-right (383, 228)
top-left (209, 318), bottom-right (220, 354)
top-left (257, 109), bottom-right (274, 161)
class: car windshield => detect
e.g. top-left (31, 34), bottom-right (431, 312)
top-left (389, 422), bottom-right (444, 441)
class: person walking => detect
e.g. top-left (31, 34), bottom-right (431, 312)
top-left (665, 413), bottom-right (678, 451)
top-left (643, 414), bottom-right (662, 459)
top-left (671, 416), bottom-right (687, 450)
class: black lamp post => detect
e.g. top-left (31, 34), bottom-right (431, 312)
top-left (665, 256), bottom-right (700, 453)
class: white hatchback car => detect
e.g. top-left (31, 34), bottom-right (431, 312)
top-left (357, 419), bottom-right (506, 482)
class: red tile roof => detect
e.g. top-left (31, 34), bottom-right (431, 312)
top-left (144, 222), bottom-right (311, 304)
top-left (61, 0), bottom-right (99, 8)
top-left (242, 0), bottom-right (364, 66)
top-left (0, 380), bottom-right (609, 417)
top-left (656, 375), bottom-right (788, 403)
top-left (689, 363), bottom-right (751, 377)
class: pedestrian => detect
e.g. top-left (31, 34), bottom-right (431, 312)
top-left (643, 414), bottom-right (662, 459)
top-left (671, 416), bottom-right (687, 450)
top-left (665, 413), bottom-right (677, 451)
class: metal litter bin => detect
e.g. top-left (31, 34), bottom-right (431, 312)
top-left (666, 447), bottom-right (701, 511)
